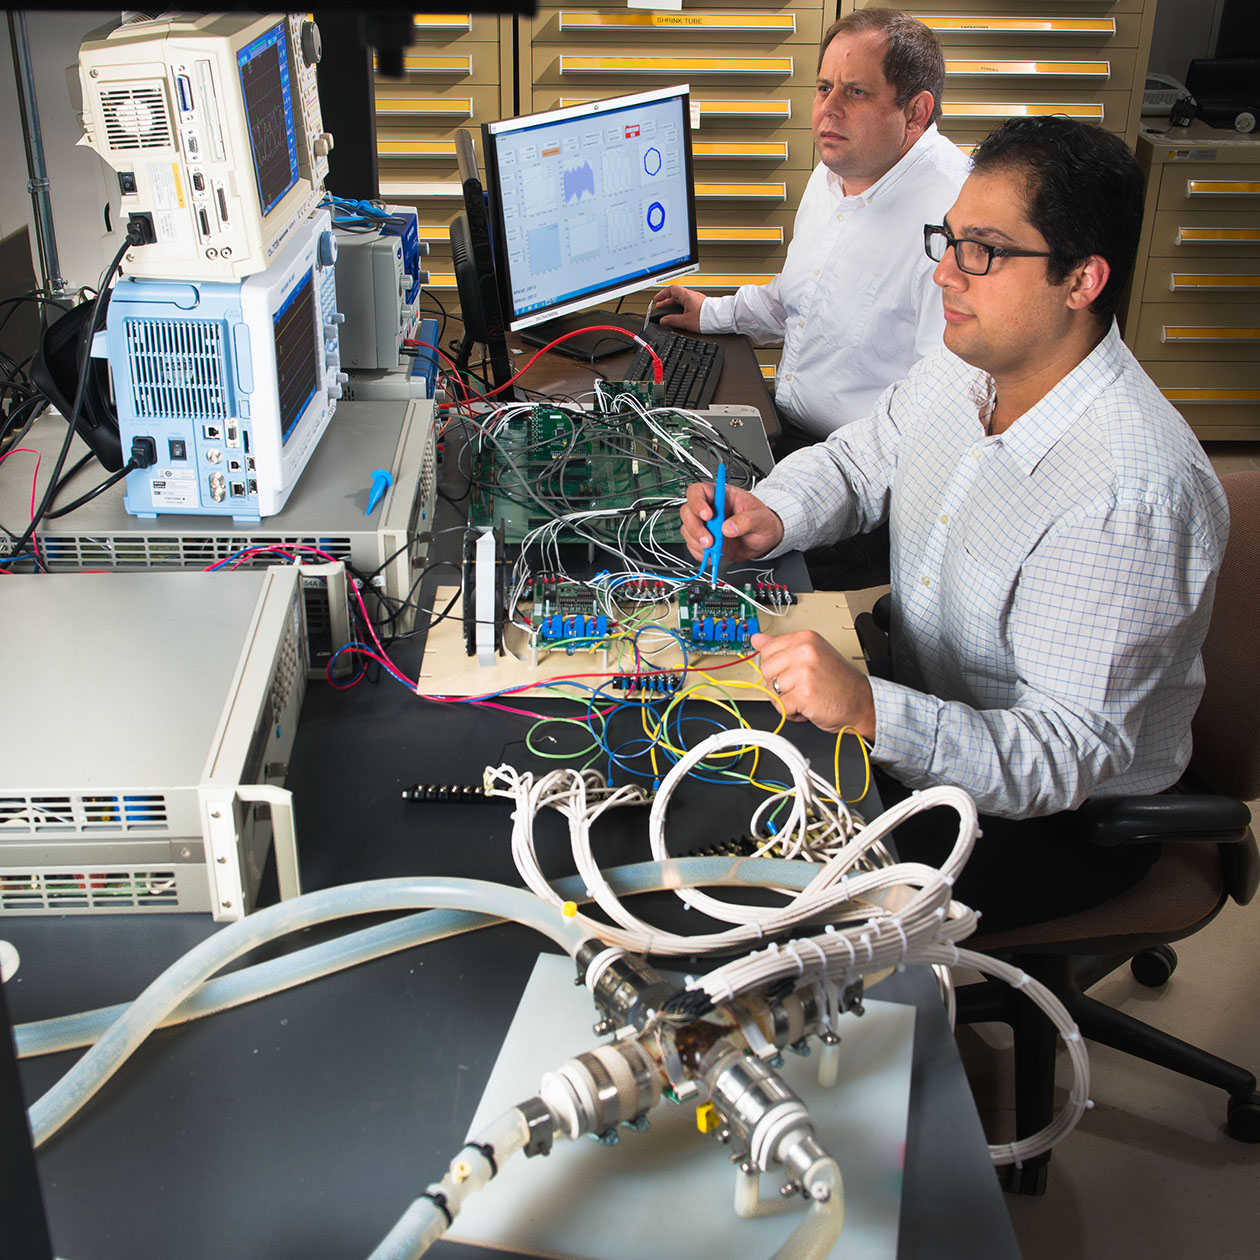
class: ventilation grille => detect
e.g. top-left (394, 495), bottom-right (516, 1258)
top-left (125, 318), bottom-right (229, 420)
top-left (0, 793), bottom-right (169, 834)
top-left (0, 869), bottom-right (179, 912)
top-left (34, 533), bottom-right (355, 569)
top-left (100, 85), bottom-right (173, 151)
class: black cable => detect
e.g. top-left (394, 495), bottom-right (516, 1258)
top-left (44, 459), bottom-right (136, 518)
top-left (11, 236), bottom-right (132, 556)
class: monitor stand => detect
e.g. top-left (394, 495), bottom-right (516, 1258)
top-left (518, 310), bottom-right (645, 362)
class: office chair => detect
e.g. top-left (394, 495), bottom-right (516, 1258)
top-left (854, 469), bottom-right (1260, 1195)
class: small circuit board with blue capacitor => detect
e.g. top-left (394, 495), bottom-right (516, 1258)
top-left (678, 580), bottom-right (796, 655)
top-left (527, 575), bottom-right (614, 664)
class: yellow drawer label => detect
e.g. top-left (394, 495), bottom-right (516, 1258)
top-left (560, 97), bottom-right (793, 119)
top-left (922, 17), bottom-right (1115, 36)
top-left (1162, 326), bottom-right (1260, 341)
top-left (1162, 388), bottom-right (1260, 403)
top-left (377, 140), bottom-right (457, 157)
top-left (693, 141), bottom-right (788, 159)
top-left (559, 56), bottom-right (793, 74)
top-left (398, 55), bottom-right (472, 73)
top-left (1186, 181), bottom-right (1260, 198)
top-left (376, 97), bottom-right (472, 116)
top-left (698, 226), bottom-right (784, 243)
top-left (689, 273), bottom-right (776, 287)
top-left (412, 15), bottom-right (472, 30)
top-left (1176, 228), bottom-right (1260, 244)
top-left (946, 60), bottom-right (1109, 78)
top-left (1169, 274), bottom-right (1260, 290)
top-left (695, 182), bottom-right (786, 199)
top-left (944, 102), bottom-right (1104, 120)
top-left (559, 12), bottom-right (796, 33)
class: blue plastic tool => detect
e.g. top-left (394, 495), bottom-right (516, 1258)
top-left (367, 468), bottom-right (393, 515)
top-left (698, 462), bottom-right (727, 580)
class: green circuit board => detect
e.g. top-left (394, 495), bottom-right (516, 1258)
top-left (467, 406), bottom-right (700, 546)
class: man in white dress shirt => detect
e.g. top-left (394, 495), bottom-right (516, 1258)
top-left (653, 8), bottom-right (970, 447)
top-left (679, 117), bottom-right (1229, 929)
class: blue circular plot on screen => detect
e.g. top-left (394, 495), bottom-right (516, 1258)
top-left (647, 201), bottom-right (665, 232)
top-left (643, 147), bottom-right (662, 176)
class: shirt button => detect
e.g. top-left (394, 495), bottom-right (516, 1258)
top-left (784, 373), bottom-right (793, 382)
top-left (940, 513), bottom-right (949, 525)
top-left (813, 268), bottom-right (821, 277)
top-left (971, 449), bottom-right (981, 460)
top-left (835, 213), bottom-right (845, 223)
top-left (798, 320), bottom-right (805, 329)
top-left (921, 576), bottom-right (931, 586)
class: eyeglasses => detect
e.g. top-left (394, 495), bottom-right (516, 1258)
top-left (923, 224), bottom-right (1051, 276)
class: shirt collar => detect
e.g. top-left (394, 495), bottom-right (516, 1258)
top-left (979, 320), bottom-right (1127, 475)
top-left (826, 123), bottom-right (945, 205)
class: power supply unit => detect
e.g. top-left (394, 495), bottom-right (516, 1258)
top-left (0, 568), bottom-right (305, 919)
top-left (0, 399), bottom-right (438, 667)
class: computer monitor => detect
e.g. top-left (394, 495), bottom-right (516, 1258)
top-left (481, 85), bottom-right (700, 359)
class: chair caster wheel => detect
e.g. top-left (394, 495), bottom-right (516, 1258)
top-left (1130, 944), bottom-right (1178, 987)
top-left (1001, 1158), bottom-right (1050, 1196)
top-left (1227, 1092), bottom-right (1260, 1143)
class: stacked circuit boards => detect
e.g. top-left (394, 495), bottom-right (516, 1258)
top-left (467, 405), bottom-right (745, 554)
top-left (525, 576), bottom-right (796, 664)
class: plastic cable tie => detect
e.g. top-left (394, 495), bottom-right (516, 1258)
top-left (685, 975), bottom-right (697, 989)
top-left (860, 932), bottom-right (874, 962)
top-left (1008, 1147), bottom-right (1024, 1171)
top-left (1012, 972), bottom-right (1030, 990)
top-left (823, 924), bottom-right (837, 935)
top-left (784, 942), bottom-right (805, 975)
top-left (949, 943), bottom-right (961, 965)
top-left (891, 919), bottom-right (908, 955)
top-left (1063, 1030), bottom-right (1082, 1043)
top-left (803, 937), bottom-right (828, 969)
top-left (421, 1188), bottom-right (453, 1226)
top-left (767, 941), bottom-right (780, 953)
top-left (465, 1141), bottom-right (498, 1178)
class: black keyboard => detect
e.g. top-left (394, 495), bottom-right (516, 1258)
top-left (625, 327), bottom-right (725, 410)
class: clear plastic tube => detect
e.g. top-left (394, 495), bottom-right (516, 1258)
top-left (16, 858), bottom-right (822, 1060)
top-left (368, 1107), bottom-right (532, 1260)
top-left (770, 1160), bottom-right (845, 1260)
top-left (27, 878), bottom-right (588, 1148)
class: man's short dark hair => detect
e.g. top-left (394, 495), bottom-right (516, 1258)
top-left (819, 8), bottom-right (945, 127)
top-left (970, 117), bottom-right (1145, 324)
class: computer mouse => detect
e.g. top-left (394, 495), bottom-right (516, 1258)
top-left (648, 300), bottom-right (686, 323)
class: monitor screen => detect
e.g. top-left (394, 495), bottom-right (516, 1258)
top-left (273, 267), bottom-right (319, 443)
top-left (237, 20), bottom-right (300, 217)
top-left (482, 85), bottom-right (700, 331)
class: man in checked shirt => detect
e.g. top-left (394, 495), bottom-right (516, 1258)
top-left (680, 116), bottom-right (1230, 930)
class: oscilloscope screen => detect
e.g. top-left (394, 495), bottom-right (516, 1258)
top-left (273, 269), bottom-right (319, 444)
top-left (238, 20), bottom-right (300, 218)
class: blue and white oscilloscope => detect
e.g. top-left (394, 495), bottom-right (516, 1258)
top-left (105, 208), bottom-right (346, 521)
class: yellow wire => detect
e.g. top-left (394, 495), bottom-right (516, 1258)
top-left (833, 724), bottom-right (872, 803)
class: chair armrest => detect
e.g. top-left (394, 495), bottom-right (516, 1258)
top-left (1076, 794), bottom-right (1253, 847)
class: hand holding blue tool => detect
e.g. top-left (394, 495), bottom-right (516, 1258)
top-left (697, 462), bottom-right (727, 581)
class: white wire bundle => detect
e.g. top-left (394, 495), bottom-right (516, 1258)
top-left (487, 727), bottom-right (1092, 1164)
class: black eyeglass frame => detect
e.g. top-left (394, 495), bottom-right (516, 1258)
top-left (923, 224), bottom-right (1052, 276)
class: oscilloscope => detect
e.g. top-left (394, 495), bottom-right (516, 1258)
top-left (105, 208), bottom-right (345, 521)
top-left (78, 12), bottom-right (331, 282)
